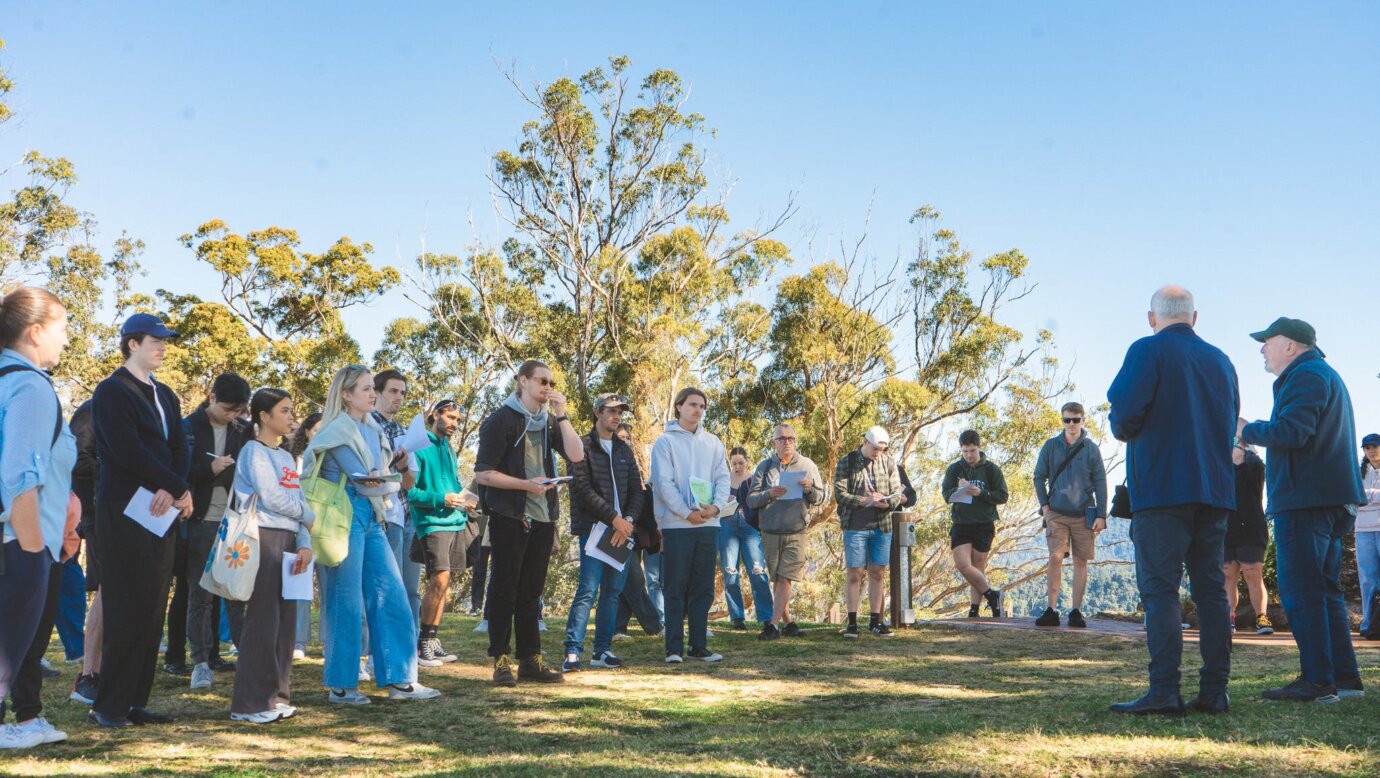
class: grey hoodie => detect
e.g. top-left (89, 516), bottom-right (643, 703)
top-left (1032, 430), bottom-right (1108, 518)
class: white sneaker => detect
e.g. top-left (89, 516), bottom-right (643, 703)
top-left (665, 654), bottom-right (683, 664)
top-left (13, 717), bottom-right (67, 744)
top-left (231, 709), bottom-right (283, 724)
top-left (328, 688), bottom-right (371, 705)
top-left (705, 629), bottom-right (715, 638)
top-left (388, 682), bottom-right (441, 700)
top-left (0, 723), bottom-right (44, 750)
top-left (190, 662), bottom-right (213, 689)
top-left (474, 620), bottom-right (489, 634)
top-left (275, 703), bottom-right (299, 719)
top-left (292, 644), bottom-right (306, 660)
top-left (358, 657), bottom-right (372, 683)
top-left (538, 619), bottom-right (548, 632)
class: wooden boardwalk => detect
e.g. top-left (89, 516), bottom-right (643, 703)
top-left (924, 616), bottom-right (1380, 650)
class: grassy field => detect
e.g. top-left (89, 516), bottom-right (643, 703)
top-left (6, 616), bottom-right (1380, 777)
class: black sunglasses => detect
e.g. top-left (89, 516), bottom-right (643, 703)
top-left (431, 399), bottom-right (459, 414)
top-left (1063, 418), bottom-right (1083, 424)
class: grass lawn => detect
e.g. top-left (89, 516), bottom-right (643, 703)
top-left (6, 617), bottom-right (1380, 777)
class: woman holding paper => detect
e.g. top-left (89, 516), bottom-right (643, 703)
top-left (229, 388), bottom-right (315, 723)
top-left (303, 366), bottom-right (439, 705)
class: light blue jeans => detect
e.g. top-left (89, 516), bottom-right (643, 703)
top-left (386, 515), bottom-right (423, 627)
top-left (644, 551), bottom-right (664, 620)
top-left (564, 533), bottom-right (632, 657)
top-left (718, 516), bottom-right (773, 623)
top-left (1358, 531), bottom-right (1380, 634)
top-left (318, 492), bottom-right (418, 690)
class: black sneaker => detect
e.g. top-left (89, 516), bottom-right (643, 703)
top-left (430, 638), bottom-right (458, 663)
top-left (418, 640), bottom-right (443, 668)
top-left (758, 622), bottom-right (781, 641)
top-left (1067, 609), bottom-right (1087, 629)
top-left (1337, 676), bottom-right (1366, 699)
top-left (732, 620), bottom-right (747, 631)
top-left (208, 657), bottom-right (237, 673)
top-left (843, 623), bottom-right (861, 639)
top-left (782, 622), bottom-right (804, 638)
top-left (1035, 607), bottom-right (1060, 627)
top-left (163, 662), bottom-right (191, 677)
top-left (1262, 677), bottom-right (1340, 703)
top-left (870, 622), bottom-right (894, 638)
top-left (984, 589), bottom-right (1003, 618)
top-left (687, 647), bottom-right (723, 662)
top-left (967, 604), bottom-right (981, 619)
top-left (492, 655), bottom-right (517, 687)
top-left (70, 673), bottom-right (98, 705)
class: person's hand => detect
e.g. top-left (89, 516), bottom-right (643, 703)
top-left (210, 455), bottom-right (235, 476)
top-left (769, 486), bottom-right (788, 498)
top-left (1236, 417), bottom-right (1248, 440)
top-left (798, 477), bottom-right (814, 491)
top-left (12, 514), bottom-right (43, 553)
top-left (701, 505), bottom-right (720, 519)
top-left (1041, 505), bottom-right (1052, 519)
top-left (444, 493), bottom-right (465, 509)
top-left (174, 491), bottom-right (194, 518)
top-left (1093, 517), bottom-right (1107, 533)
top-left (686, 509), bottom-right (706, 525)
top-left (462, 493), bottom-right (480, 511)
top-left (866, 491), bottom-right (886, 507)
top-left (293, 548), bottom-right (314, 574)
top-left (965, 484), bottom-right (982, 496)
top-left (526, 479), bottom-right (555, 495)
top-left (611, 516), bottom-right (635, 547)
top-left (355, 469), bottom-right (386, 488)
top-left (548, 391), bottom-right (568, 418)
top-left (390, 450), bottom-right (410, 472)
top-left (150, 489), bottom-right (175, 516)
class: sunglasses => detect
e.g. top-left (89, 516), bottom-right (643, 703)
top-left (1063, 418), bottom-right (1083, 425)
top-left (431, 399), bottom-right (459, 413)
top-left (526, 376), bottom-right (555, 388)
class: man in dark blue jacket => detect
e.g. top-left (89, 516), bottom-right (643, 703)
top-left (1239, 317), bottom-right (1365, 703)
top-left (1107, 286), bottom-right (1239, 716)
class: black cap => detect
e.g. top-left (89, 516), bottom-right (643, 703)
top-left (1249, 317), bottom-right (1323, 357)
top-left (120, 313), bottom-right (178, 339)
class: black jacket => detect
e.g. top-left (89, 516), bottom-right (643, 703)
top-left (92, 367), bottom-right (189, 507)
top-left (70, 400), bottom-right (99, 534)
top-left (568, 429), bottom-right (646, 537)
top-left (1225, 450), bottom-right (1268, 547)
top-left (473, 405), bottom-right (571, 521)
top-left (183, 407), bottom-right (253, 523)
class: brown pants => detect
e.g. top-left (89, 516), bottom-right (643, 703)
top-left (231, 528), bottom-right (298, 715)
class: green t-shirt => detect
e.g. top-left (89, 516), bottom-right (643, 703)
top-left (523, 427), bottom-right (551, 523)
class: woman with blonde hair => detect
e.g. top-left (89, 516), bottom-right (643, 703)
top-left (303, 366), bottom-right (438, 705)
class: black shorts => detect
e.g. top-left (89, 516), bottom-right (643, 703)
top-left (950, 522), bottom-right (996, 553)
top-left (414, 522), bottom-right (481, 574)
top-left (1224, 543), bottom-right (1266, 565)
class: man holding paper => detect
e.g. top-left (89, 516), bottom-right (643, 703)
top-left (748, 424), bottom-right (824, 642)
top-left (407, 399), bottom-right (478, 668)
top-left (651, 388), bottom-right (732, 663)
top-left (834, 426), bottom-right (907, 638)
top-left (562, 393), bottom-right (645, 672)
top-left (941, 430), bottom-right (1009, 620)
top-left (89, 313), bottom-right (192, 728)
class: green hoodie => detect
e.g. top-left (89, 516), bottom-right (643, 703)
top-left (940, 454), bottom-right (1009, 525)
top-left (407, 430), bottom-right (470, 536)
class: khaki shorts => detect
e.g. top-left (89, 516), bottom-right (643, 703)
top-left (1045, 512), bottom-right (1095, 561)
top-left (762, 532), bottom-right (807, 582)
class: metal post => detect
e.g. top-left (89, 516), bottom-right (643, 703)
top-left (889, 512), bottom-right (916, 628)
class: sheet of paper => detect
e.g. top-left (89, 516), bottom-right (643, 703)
top-left (397, 412), bottom-right (432, 454)
top-left (948, 489), bottom-right (973, 505)
top-left (585, 522), bottom-right (629, 572)
top-left (123, 487), bottom-right (179, 537)
top-left (282, 552), bottom-right (315, 600)
top-left (689, 477), bottom-right (714, 507)
top-left (778, 470), bottom-right (806, 500)
top-left (539, 476), bottom-right (574, 487)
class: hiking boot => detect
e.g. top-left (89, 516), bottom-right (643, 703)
top-left (418, 640), bottom-right (444, 668)
top-left (1256, 614), bottom-right (1274, 635)
top-left (870, 622), bottom-right (894, 637)
top-left (758, 622), bottom-right (781, 641)
top-left (732, 619), bottom-right (747, 630)
top-left (1035, 607), bottom-right (1060, 627)
top-left (984, 589), bottom-right (1003, 618)
top-left (968, 603), bottom-right (981, 618)
top-left (687, 647), bottom-right (723, 662)
top-left (1336, 676), bottom-right (1366, 699)
top-left (1262, 677), bottom-right (1340, 703)
top-left (1067, 609), bottom-right (1087, 629)
top-left (843, 623), bottom-right (861, 639)
top-left (492, 655), bottom-right (517, 687)
top-left (518, 655), bottom-right (564, 683)
top-left (782, 622), bottom-right (804, 638)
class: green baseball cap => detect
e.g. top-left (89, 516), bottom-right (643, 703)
top-left (1250, 317), bottom-right (1324, 357)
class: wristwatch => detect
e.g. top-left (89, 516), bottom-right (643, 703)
top-left (554, 415), bottom-right (569, 424)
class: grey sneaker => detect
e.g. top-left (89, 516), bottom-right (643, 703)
top-left (190, 662), bottom-right (213, 690)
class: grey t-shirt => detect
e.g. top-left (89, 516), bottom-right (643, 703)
top-left (523, 428), bottom-right (550, 523)
top-left (205, 422), bottom-right (230, 523)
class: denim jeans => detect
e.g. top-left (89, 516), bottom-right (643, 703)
top-left (661, 527), bottom-right (718, 656)
top-left (1356, 530), bottom-right (1380, 634)
top-left (718, 516), bottom-right (773, 624)
top-left (1274, 507), bottom-right (1360, 686)
top-left (615, 548), bottom-right (664, 634)
top-left (318, 492), bottom-right (419, 689)
top-left (56, 556), bottom-right (87, 660)
top-left (1131, 505), bottom-right (1231, 697)
top-left (385, 515), bottom-right (423, 627)
top-left (644, 551), bottom-right (664, 620)
top-left (564, 533), bottom-right (632, 657)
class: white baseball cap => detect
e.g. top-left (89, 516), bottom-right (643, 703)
top-left (864, 426), bottom-right (890, 447)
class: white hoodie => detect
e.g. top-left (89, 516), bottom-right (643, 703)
top-left (650, 420), bottom-right (732, 530)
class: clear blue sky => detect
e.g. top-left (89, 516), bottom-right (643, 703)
top-left (4, 2), bottom-right (1379, 442)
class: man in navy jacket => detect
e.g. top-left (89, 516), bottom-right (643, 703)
top-left (1107, 286), bottom-right (1239, 716)
top-left (88, 314), bottom-right (191, 728)
top-left (1239, 317), bottom-right (1366, 703)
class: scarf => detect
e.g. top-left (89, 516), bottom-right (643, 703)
top-left (301, 413), bottom-right (395, 522)
top-left (503, 392), bottom-right (549, 450)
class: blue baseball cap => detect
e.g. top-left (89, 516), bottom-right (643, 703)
top-left (1362, 434), bottom-right (1380, 448)
top-left (120, 313), bottom-right (178, 339)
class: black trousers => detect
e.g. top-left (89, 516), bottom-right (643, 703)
top-left (486, 515), bottom-right (554, 659)
top-left (164, 527), bottom-right (188, 666)
top-left (469, 540), bottom-right (490, 611)
top-left (9, 557), bottom-right (63, 721)
top-left (0, 542), bottom-right (52, 721)
top-left (93, 500), bottom-right (177, 718)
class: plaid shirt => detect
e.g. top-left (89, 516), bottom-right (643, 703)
top-left (832, 448), bottom-right (904, 532)
top-left (372, 411), bottom-right (409, 521)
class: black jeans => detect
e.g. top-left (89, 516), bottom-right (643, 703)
top-left (486, 515), bottom-right (555, 660)
top-left (187, 519), bottom-right (244, 665)
top-left (94, 500), bottom-right (178, 718)
top-left (2, 544), bottom-right (55, 721)
top-left (164, 526), bottom-right (188, 666)
top-left (469, 539), bottom-right (489, 611)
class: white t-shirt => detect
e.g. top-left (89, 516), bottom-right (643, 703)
top-left (599, 438), bottom-right (621, 518)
